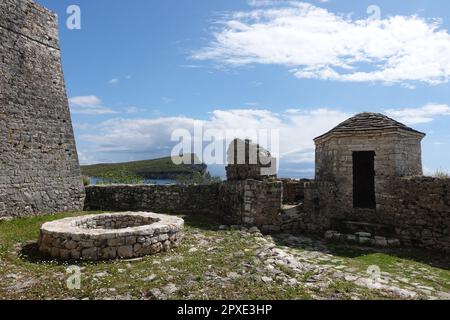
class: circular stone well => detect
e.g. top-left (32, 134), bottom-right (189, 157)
top-left (38, 212), bottom-right (184, 261)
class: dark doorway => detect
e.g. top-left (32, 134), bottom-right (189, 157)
top-left (353, 151), bottom-right (376, 209)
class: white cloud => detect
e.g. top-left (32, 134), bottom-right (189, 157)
top-left (109, 78), bottom-right (119, 85)
top-left (73, 122), bottom-right (90, 130)
top-left (385, 103), bottom-right (450, 125)
top-left (125, 106), bottom-right (140, 114)
top-left (69, 95), bottom-right (102, 107)
top-left (161, 97), bottom-right (174, 104)
top-left (193, 2), bottom-right (450, 86)
top-left (68, 95), bottom-right (118, 115)
top-left (79, 108), bottom-right (349, 165)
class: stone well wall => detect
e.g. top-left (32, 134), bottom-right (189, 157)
top-left (38, 212), bottom-right (184, 260)
top-left (0, 0), bottom-right (85, 219)
top-left (84, 184), bottom-right (220, 215)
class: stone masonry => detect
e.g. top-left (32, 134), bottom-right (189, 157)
top-left (314, 113), bottom-right (425, 211)
top-left (226, 139), bottom-right (277, 181)
top-left (0, 0), bottom-right (85, 218)
top-left (219, 179), bottom-right (283, 232)
top-left (84, 184), bottom-right (220, 214)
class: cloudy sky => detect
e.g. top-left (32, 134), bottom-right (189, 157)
top-left (38, 0), bottom-right (450, 177)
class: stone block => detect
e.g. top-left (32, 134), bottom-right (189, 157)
top-left (81, 247), bottom-right (98, 261)
top-left (117, 245), bottom-right (133, 258)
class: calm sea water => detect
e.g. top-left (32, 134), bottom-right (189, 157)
top-left (89, 177), bottom-right (176, 186)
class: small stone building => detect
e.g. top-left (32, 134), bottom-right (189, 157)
top-left (314, 113), bottom-right (425, 210)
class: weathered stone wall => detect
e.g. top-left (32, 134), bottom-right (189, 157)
top-left (84, 181), bottom-right (283, 231)
top-left (295, 177), bottom-right (450, 252)
top-left (84, 184), bottom-right (220, 215)
top-left (272, 181), bottom-right (341, 235)
top-left (83, 178), bottom-right (450, 252)
top-left (0, 0), bottom-right (85, 218)
top-left (379, 177), bottom-right (450, 251)
top-left (218, 181), bottom-right (246, 224)
top-left (226, 139), bottom-right (277, 181)
top-left (219, 180), bottom-right (283, 231)
top-left (281, 179), bottom-right (310, 204)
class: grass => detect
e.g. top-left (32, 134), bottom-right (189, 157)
top-left (80, 154), bottom-right (207, 180)
top-left (327, 245), bottom-right (450, 293)
top-left (0, 213), bottom-right (449, 300)
top-left (0, 213), bottom-right (307, 299)
top-left (434, 168), bottom-right (450, 179)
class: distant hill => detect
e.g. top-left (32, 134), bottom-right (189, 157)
top-left (81, 154), bottom-right (207, 180)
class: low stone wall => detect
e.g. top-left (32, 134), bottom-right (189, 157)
top-left (295, 177), bottom-right (450, 252)
top-left (219, 180), bottom-right (283, 231)
top-left (82, 177), bottom-right (450, 253)
top-left (281, 179), bottom-right (310, 204)
top-left (380, 177), bottom-right (450, 252)
top-left (84, 184), bottom-right (220, 215)
top-left (84, 181), bottom-right (283, 230)
top-left (218, 181), bottom-right (245, 224)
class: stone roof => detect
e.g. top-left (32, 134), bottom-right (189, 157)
top-left (315, 112), bottom-right (426, 141)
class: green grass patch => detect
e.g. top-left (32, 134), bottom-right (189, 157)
top-left (0, 213), bottom-right (449, 300)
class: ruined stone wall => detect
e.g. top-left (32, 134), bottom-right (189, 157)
top-left (219, 180), bottom-right (283, 231)
top-left (0, 0), bottom-right (85, 218)
top-left (295, 177), bottom-right (450, 252)
top-left (292, 181), bottom-right (340, 233)
top-left (226, 139), bottom-right (277, 181)
top-left (85, 181), bottom-right (282, 229)
top-left (281, 179), bottom-right (310, 204)
top-left (84, 185), bottom-right (220, 215)
top-left (218, 181), bottom-right (246, 224)
top-left (379, 177), bottom-right (450, 251)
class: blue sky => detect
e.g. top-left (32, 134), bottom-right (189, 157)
top-left (37, 0), bottom-right (450, 177)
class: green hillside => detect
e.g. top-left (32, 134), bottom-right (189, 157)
top-left (81, 154), bottom-right (207, 180)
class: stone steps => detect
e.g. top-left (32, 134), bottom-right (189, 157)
top-left (325, 230), bottom-right (401, 248)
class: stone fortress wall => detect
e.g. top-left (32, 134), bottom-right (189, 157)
top-left (0, 0), bottom-right (85, 219)
top-left (84, 175), bottom-right (450, 252)
top-left (84, 137), bottom-right (450, 253)
top-left (84, 184), bottom-right (220, 215)
top-left (296, 178), bottom-right (450, 252)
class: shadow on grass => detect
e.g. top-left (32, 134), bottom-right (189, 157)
top-left (19, 242), bottom-right (107, 266)
top-left (19, 242), bottom-right (66, 265)
top-left (272, 234), bottom-right (450, 271)
top-left (181, 214), bottom-right (223, 232)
